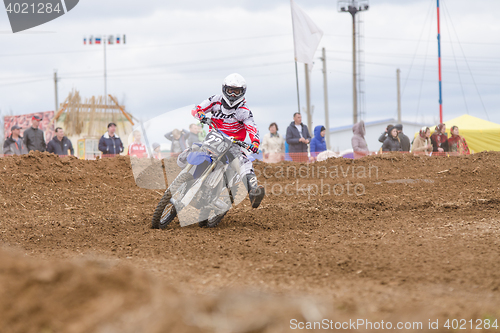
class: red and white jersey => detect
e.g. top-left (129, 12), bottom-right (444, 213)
top-left (128, 142), bottom-right (147, 158)
top-left (194, 95), bottom-right (260, 144)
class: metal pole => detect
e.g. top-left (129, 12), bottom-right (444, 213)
top-left (294, 61), bottom-right (301, 114)
top-left (304, 63), bottom-right (313, 132)
top-left (54, 70), bottom-right (59, 112)
top-left (321, 48), bottom-right (330, 150)
top-left (104, 35), bottom-right (107, 104)
top-left (396, 68), bottom-right (401, 123)
top-left (290, 1), bottom-right (301, 116)
top-left (351, 12), bottom-right (358, 124)
top-left (437, 0), bottom-right (443, 123)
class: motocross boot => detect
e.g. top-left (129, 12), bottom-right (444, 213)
top-left (245, 174), bottom-right (265, 209)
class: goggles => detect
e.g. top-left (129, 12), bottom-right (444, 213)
top-left (225, 86), bottom-right (244, 96)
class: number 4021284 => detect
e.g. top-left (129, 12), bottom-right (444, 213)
top-left (6, 2), bottom-right (62, 14)
top-left (443, 319), bottom-right (498, 330)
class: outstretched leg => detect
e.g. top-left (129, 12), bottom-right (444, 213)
top-left (245, 173), bottom-right (265, 208)
top-left (229, 145), bottom-right (265, 208)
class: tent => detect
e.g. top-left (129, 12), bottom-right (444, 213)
top-left (442, 115), bottom-right (500, 153)
top-left (415, 115), bottom-right (500, 153)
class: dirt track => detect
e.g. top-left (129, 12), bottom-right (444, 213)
top-left (0, 151), bottom-right (499, 332)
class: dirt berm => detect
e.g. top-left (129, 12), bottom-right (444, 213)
top-left (0, 151), bottom-right (499, 332)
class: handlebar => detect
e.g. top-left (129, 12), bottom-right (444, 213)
top-left (200, 117), bottom-right (253, 152)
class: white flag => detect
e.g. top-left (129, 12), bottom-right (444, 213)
top-left (290, 0), bottom-right (323, 67)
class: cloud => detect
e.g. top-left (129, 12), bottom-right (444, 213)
top-left (0, 0), bottom-right (499, 142)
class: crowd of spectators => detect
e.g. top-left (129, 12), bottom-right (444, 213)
top-left (258, 115), bottom-right (471, 163)
top-left (2, 114), bottom-right (472, 161)
top-left (163, 124), bottom-right (204, 158)
top-left (375, 122), bottom-right (469, 156)
top-left (3, 115), bottom-right (74, 157)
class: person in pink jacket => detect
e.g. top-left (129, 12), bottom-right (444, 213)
top-left (352, 121), bottom-right (369, 156)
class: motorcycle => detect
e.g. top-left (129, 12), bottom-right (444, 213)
top-left (151, 118), bottom-right (252, 229)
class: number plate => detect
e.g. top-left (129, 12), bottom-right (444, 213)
top-left (202, 131), bottom-right (232, 156)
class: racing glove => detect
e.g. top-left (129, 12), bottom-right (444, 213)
top-left (197, 110), bottom-right (206, 120)
top-left (191, 108), bottom-right (206, 120)
top-left (249, 142), bottom-right (259, 154)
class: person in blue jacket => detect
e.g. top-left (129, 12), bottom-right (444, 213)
top-left (98, 122), bottom-right (124, 157)
top-left (310, 125), bottom-right (327, 159)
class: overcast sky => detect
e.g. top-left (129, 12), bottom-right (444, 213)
top-left (1, 0), bottom-right (499, 135)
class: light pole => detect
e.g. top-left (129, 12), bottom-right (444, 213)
top-left (338, 0), bottom-right (369, 124)
top-left (83, 34), bottom-right (126, 103)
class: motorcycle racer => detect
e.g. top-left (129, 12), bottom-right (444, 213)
top-left (191, 73), bottom-right (265, 209)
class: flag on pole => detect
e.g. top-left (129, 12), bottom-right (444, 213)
top-left (108, 35), bottom-right (114, 44)
top-left (116, 35), bottom-right (120, 44)
top-left (83, 36), bottom-right (86, 45)
top-left (123, 34), bottom-right (126, 44)
top-left (89, 35), bottom-right (94, 45)
top-left (95, 36), bottom-right (101, 44)
top-left (290, 0), bottom-right (323, 68)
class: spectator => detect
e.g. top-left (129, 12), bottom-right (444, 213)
top-left (395, 124), bottom-right (410, 152)
top-left (378, 124), bottom-right (393, 143)
top-left (430, 123), bottom-right (449, 153)
top-left (310, 125), bottom-right (327, 159)
top-left (198, 125), bottom-right (207, 142)
top-left (152, 142), bottom-right (162, 160)
top-left (411, 126), bottom-right (432, 155)
top-left (165, 129), bottom-right (187, 156)
top-left (23, 115), bottom-right (46, 152)
top-left (47, 127), bottom-right (74, 156)
top-left (186, 124), bottom-right (202, 147)
top-left (351, 121), bottom-right (369, 154)
top-left (286, 112), bottom-right (311, 162)
top-left (98, 122), bottom-right (124, 157)
top-left (127, 130), bottom-right (147, 158)
top-left (261, 122), bottom-right (285, 163)
top-left (382, 126), bottom-right (402, 152)
top-left (448, 126), bottom-right (470, 155)
top-left (3, 125), bottom-right (28, 155)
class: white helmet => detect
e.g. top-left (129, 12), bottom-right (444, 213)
top-left (222, 73), bottom-right (246, 109)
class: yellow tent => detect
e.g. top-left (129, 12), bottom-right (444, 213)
top-left (441, 115), bottom-right (500, 153)
top-left (417, 115), bottom-right (500, 153)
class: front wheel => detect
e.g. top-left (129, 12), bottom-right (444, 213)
top-left (151, 191), bottom-right (176, 229)
top-left (151, 172), bottom-right (194, 229)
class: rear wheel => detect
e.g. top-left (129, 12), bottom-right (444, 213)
top-left (206, 211), bottom-right (227, 228)
top-left (198, 210), bottom-right (227, 228)
top-left (198, 186), bottom-right (232, 228)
